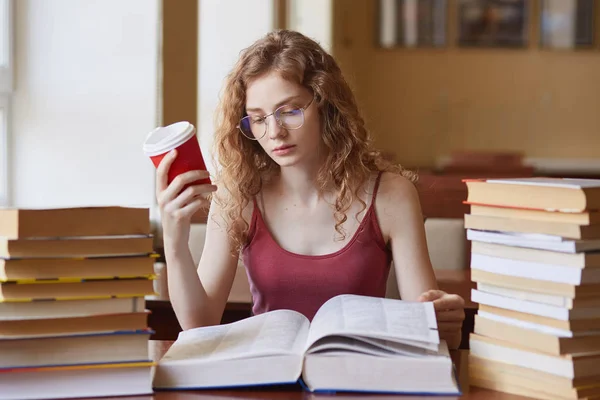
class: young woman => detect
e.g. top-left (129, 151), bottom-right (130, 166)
top-left (156, 30), bottom-right (465, 349)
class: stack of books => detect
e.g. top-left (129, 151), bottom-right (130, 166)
top-left (463, 177), bottom-right (600, 400)
top-left (0, 207), bottom-right (157, 400)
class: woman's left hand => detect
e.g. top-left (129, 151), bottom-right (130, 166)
top-left (418, 290), bottom-right (465, 350)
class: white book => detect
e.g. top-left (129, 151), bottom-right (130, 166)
top-left (476, 282), bottom-right (600, 311)
top-left (467, 229), bottom-right (600, 253)
top-left (471, 241), bottom-right (600, 268)
top-left (471, 289), bottom-right (600, 321)
top-left (470, 334), bottom-right (600, 379)
top-left (378, 0), bottom-right (397, 48)
top-left (0, 362), bottom-right (153, 400)
top-left (153, 294), bottom-right (459, 395)
top-left (477, 309), bottom-right (575, 337)
top-left (477, 283), bottom-right (574, 308)
top-left (486, 178), bottom-right (600, 189)
top-left (470, 253), bottom-right (600, 285)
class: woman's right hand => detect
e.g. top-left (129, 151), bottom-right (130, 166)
top-left (156, 149), bottom-right (217, 247)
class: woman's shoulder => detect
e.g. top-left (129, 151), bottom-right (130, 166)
top-left (372, 171), bottom-right (424, 240)
top-left (377, 171), bottom-right (419, 200)
top-left (375, 171), bottom-right (422, 217)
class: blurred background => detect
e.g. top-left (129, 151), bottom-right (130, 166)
top-left (0, 0), bottom-right (599, 220)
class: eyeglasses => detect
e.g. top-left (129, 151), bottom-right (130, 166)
top-left (237, 97), bottom-right (314, 140)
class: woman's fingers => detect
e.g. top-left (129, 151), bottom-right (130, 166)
top-left (158, 170), bottom-right (210, 208)
top-left (179, 197), bottom-right (210, 220)
top-left (432, 294), bottom-right (465, 312)
top-left (437, 321), bottom-right (464, 331)
top-left (166, 184), bottom-right (217, 212)
top-left (156, 150), bottom-right (178, 195)
top-left (418, 290), bottom-right (445, 302)
top-left (436, 308), bottom-right (465, 322)
top-left (165, 196), bottom-right (209, 223)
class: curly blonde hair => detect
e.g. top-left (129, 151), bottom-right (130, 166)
top-left (212, 30), bottom-right (415, 253)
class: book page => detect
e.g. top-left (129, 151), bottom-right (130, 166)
top-left (307, 335), bottom-right (398, 357)
top-left (346, 335), bottom-right (440, 353)
top-left (161, 309), bottom-right (309, 363)
top-left (308, 335), bottom-right (440, 356)
top-left (305, 295), bottom-right (438, 352)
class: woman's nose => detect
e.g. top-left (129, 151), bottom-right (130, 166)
top-left (267, 115), bottom-right (285, 139)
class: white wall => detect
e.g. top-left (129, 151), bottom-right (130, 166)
top-left (197, 0), bottom-right (274, 173)
top-left (10, 0), bottom-right (159, 208)
top-left (288, 0), bottom-right (332, 52)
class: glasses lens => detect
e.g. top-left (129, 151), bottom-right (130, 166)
top-left (276, 106), bottom-right (304, 130)
top-left (239, 116), bottom-right (264, 139)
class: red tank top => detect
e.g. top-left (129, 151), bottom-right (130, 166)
top-left (242, 173), bottom-right (392, 320)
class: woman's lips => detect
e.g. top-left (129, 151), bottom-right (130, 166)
top-left (273, 145), bottom-right (296, 155)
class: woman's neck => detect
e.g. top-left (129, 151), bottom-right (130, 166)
top-left (268, 143), bottom-right (331, 206)
top-left (273, 162), bottom-right (333, 207)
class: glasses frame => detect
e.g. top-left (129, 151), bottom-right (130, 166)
top-left (237, 97), bottom-right (315, 140)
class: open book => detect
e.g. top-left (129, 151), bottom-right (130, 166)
top-left (153, 294), bottom-right (460, 395)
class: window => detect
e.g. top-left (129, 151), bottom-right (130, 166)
top-left (197, 0), bottom-right (273, 175)
top-left (0, 0), bottom-right (13, 207)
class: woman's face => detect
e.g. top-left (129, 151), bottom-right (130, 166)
top-left (244, 72), bottom-right (322, 169)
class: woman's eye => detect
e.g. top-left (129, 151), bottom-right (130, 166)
top-left (281, 109), bottom-right (300, 116)
top-left (251, 117), bottom-right (265, 124)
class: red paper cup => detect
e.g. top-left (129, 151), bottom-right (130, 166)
top-left (143, 121), bottom-right (211, 188)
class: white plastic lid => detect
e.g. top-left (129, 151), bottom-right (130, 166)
top-left (142, 121), bottom-right (196, 157)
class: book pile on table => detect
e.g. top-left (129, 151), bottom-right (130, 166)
top-left (464, 177), bottom-right (600, 400)
top-left (0, 206), bottom-right (157, 400)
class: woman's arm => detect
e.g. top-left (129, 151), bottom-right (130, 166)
top-left (377, 173), bottom-right (465, 349)
top-left (164, 197), bottom-right (241, 329)
top-left (157, 150), bottom-right (240, 330)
